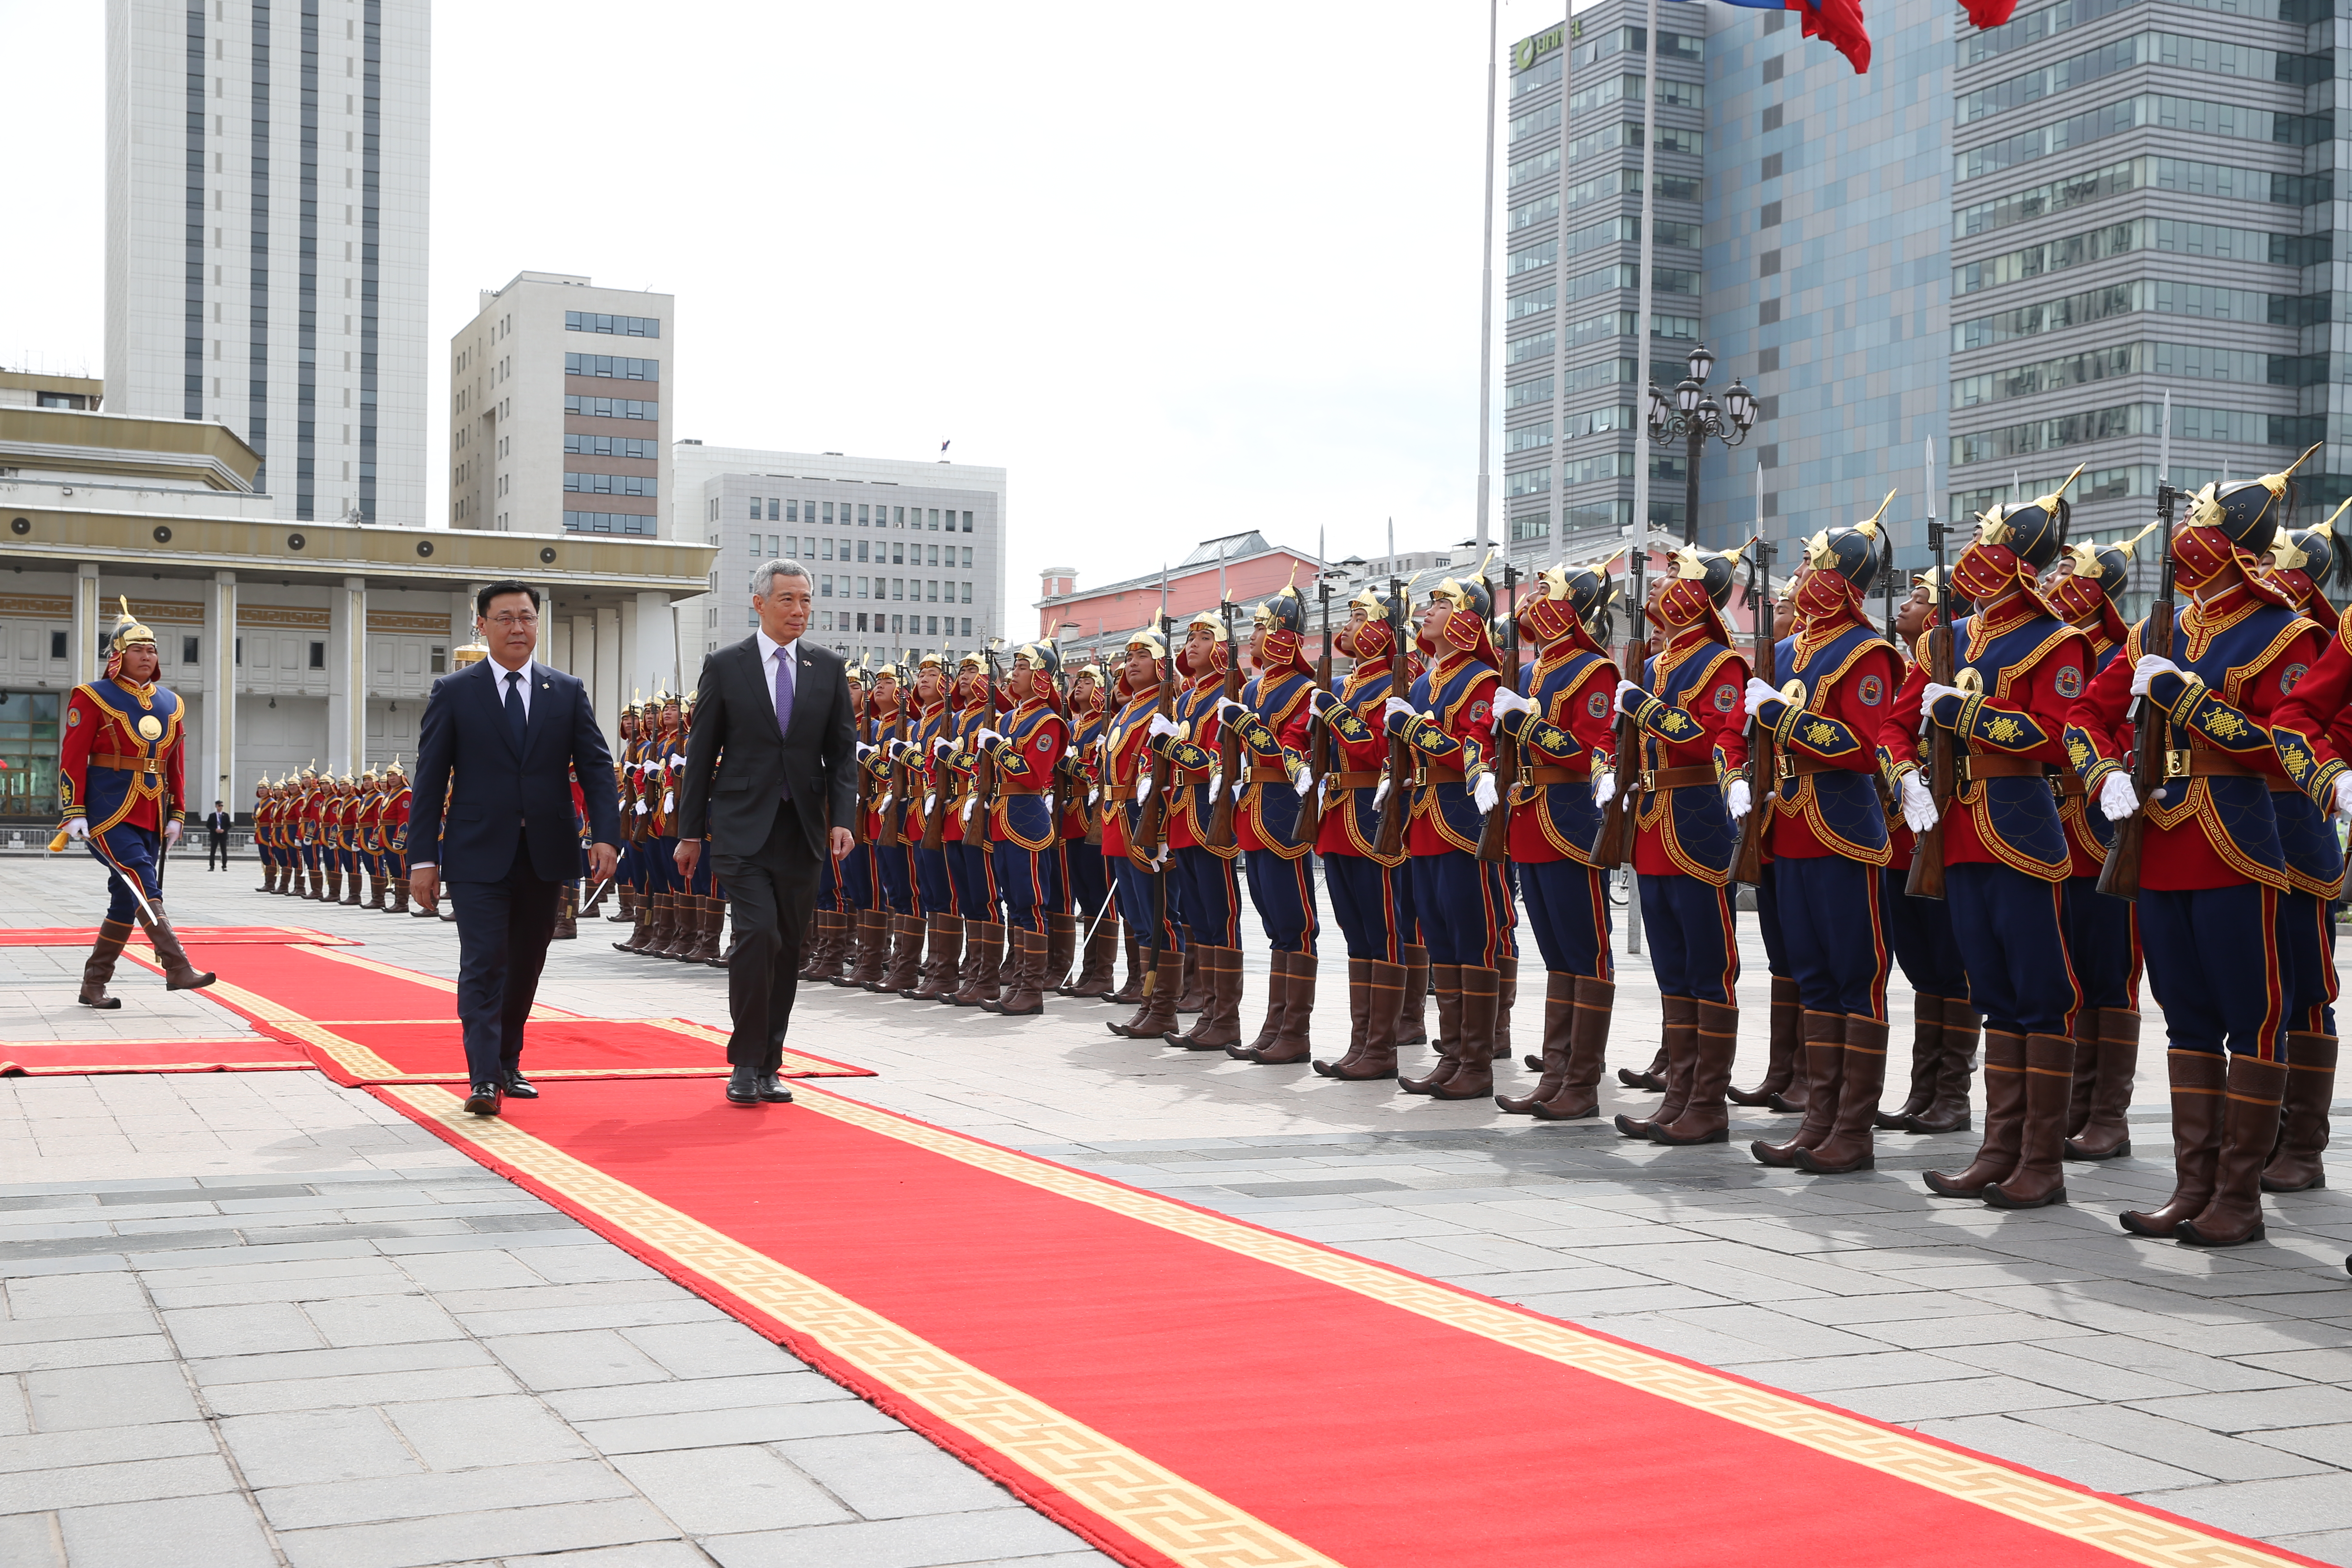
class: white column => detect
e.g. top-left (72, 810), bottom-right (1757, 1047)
top-left (206, 571), bottom-right (238, 813)
top-left (549, 616), bottom-right (574, 678)
top-left (594, 606), bottom-right (623, 741)
top-left (535, 584), bottom-right (555, 666)
top-left (452, 589), bottom-right (477, 654)
top-left (632, 590), bottom-right (676, 702)
top-left (72, 564), bottom-right (101, 687)
top-left (328, 576), bottom-right (366, 774)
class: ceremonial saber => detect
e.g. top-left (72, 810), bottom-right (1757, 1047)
top-left (83, 831), bottom-right (161, 927)
top-left (577, 873), bottom-right (618, 916)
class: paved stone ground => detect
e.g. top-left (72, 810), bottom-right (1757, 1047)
top-left (5, 856), bottom-right (2352, 1562)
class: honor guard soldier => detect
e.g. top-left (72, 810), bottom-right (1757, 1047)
top-left (1886, 480), bottom-right (2092, 1210)
top-left (1745, 507), bottom-right (1902, 1175)
top-left (2042, 528), bottom-right (2157, 1159)
top-left (1216, 588), bottom-right (1323, 1064)
top-left (2254, 502), bottom-right (2352, 1198)
top-left (298, 765), bottom-right (326, 899)
top-left (1057, 661), bottom-right (1119, 999)
top-left (1488, 560), bottom-right (1623, 1120)
top-left (1606, 546), bottom-right (1750, 1135)
top-left (357, 770), bottom-right (386, 907)
top-left (1308, 581), bottom-right (1419, 1080)
top-left (944, 652), bottom-right (1009, 1006)
top-left (2070, 466), bottom-right (2323, 1247)
top-left (615, 696), bottom-right (658, 948)
top-left (252, 777), bottom-right (279, 893)
top-left (1104, 627), bottom-right (1186, 1039)
top-left (381, 758), bottom-right (413, 914)
top-left (610, 699), bottom-right (643, 927)
top-left (970, 641), bottom-right (1071, 1016)
top-left (1153, 613), bottom-right (1245, 1048)
top-left (669, 695), bottom-right (725, 963)
top-left (896, 650), bottom-right (966, 1001)
top-left (858, 664), bottom-right (924, 992)
top-left (60, 599), bottom-right (215, 1006)
top-left (1382, 565), bottom-right (1514, 1100)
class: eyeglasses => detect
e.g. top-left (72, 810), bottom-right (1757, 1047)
top-left (486, 612), bottom-right (540, 628)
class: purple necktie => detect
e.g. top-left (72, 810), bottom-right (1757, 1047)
top-left (773, 647), bottom-right (795, 799)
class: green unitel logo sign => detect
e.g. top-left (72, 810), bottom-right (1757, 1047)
top-left (1511, 19), bottom-right (1578, 72)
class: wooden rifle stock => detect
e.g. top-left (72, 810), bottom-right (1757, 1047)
top-left (974, 650), bottom-right (1002, 828)
top-left (1298, 587), bottom-right (1333, 844)
top-left (1137, 633), bottom-right (1176, 862)
top-left (1372, 585), bottom-right (1412, 860)
top-left (1475, 568), bottom-right (1520, 863)
top-left (1730, 543), bottom-right (1776, 886)
top-left (877, 700), bottom-right (906, 848)
top-left (1206, 608), bottom-right (1244, 850)
top-left (2096, 483), bottom-right (2177, 902)
top-left (1902, 619), bottom-right (1955, 900)
top-left (1591, 630), bottom-right (1641, 870)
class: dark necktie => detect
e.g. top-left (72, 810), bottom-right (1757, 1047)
top-left (773, 648), bottom-right (795, 799)
top-left (505, 670), bottom-right (526, 753)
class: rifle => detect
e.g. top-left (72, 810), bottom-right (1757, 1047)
top-left (1476, 562), bottom-right (1521, 862)
top-left (1137, 613), bottom-right (1178, 988)
top-left (1731, 538), bottom-right (1776, 886)
top-left (1905, 520), bottom-right (1960, 900)
top-left (1298, 570), bottom-right (1333, 844)
top-left (2096, 480), bottom-right (2178, 902)
top-left (1207, 596), bottom-right (1244, 849)
top-left (878, 657), bottom-right (910, 849)
top-left (974, 640), bottom-right (1004, 825)
top-left (1593, 550), bottom-right (1645, 868)
top-left (1372, 575), bottom-right (1414, 859)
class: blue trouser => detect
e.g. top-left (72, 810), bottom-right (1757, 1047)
top-left (1636, 872), bottom-right (1737, 1003)
top-left (1061, 840), bottom-right (1108, 919)
top-left (645, 836), bottom-right (678, 897)
top-left (1943, 862), bottom-right (2077, 1038)
top-left (950, 841), bottom-right (996, 922)
top-left (1409, 851), bottom-right (1514, 968)
top-left (815, 849), bottom-right (837, 910)
top-left (2136, 883), bottom-right (2285, 1059)
top-left (451, 828), bottom-right (561, 1088)
top-left (876, 842), bottom-right (914, 915)
top-left (993, 842), bottom-right (1059, 934)
top-left (1754, 870), bottom-right (1789, 978)
top-left (914, 845), bottom-right (958, 916)
top-left (2060, 874), bottom-right (2137, 1014)
top-left (1771, 854), bottom-right (1889, 1020)
top-left (1521, 858), bottom-right (1612, 981)
top-left (837, 843), bottom-right (872, 911)
top-left (1243, 849), bottom-right (1319, 956)
top-left (1171, 845), bottom-right (1240, 950)
top-left (1884, 865), bottom-right (1971, 1004)
top-left (1322, 852), bottom-right (1406, 961)
top-left (87, 823), bottom-right (162, 924)
top-left (2279, 887), bottom-right (2339, 1038)
top-left (1111, 853), bottom-right (1178, 949)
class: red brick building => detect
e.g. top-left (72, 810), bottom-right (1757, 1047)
top-left (1034, 532), bottom-right (1325, 666)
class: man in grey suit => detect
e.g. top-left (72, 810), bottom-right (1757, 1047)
top-left (675, 560), bottom-right (857, 1105)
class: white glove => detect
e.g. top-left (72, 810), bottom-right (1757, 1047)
top-left (163, 820), bottom-right (183, 845)
top-left (668, 752), bottom-right (685, 767)
top-left (1231, 777), bottom-right (1248, 803)
top-left (856, 742), bottom-right (874, 761)
top-left (1307, 688), bottom-right (1341, 720)
top-left (1473, 773), bottom-right (1499, 814)
top-left (877, 794), bottom-right (893, 813)
top-left (2334, 774), bottom-right (2352, 824)
top-left (1919, 681), bottom-right (1964, 715)
top-left (1726, 778), bottom-right (1752, 823)
top-left (1206, 772), bottom-right (1222, 802)
top-left (635, 800), bottom-right (649, 814)
top-left (1373, 777), bottom-right (1392, 810)
top-left (1384, 696), bottom-right (1418, 725)
top-left (1088, 787), bottom-right (1102, 806)
top-left (923, 793), bottom-right (937, 813)
top-left (2131, 655), bottom-right (2183, 697)
top-left (974, 728), bottom-right (1003, 748)
top-left (1490, 686), bottom-right (1533, 720)
top-left (1744, 677), bottom-right (1785, 720)
top-left (1615, 679), bottom-right (1646, 715)
top-left (1216, 697), bottom-right (1248, 721)
top-left (1293, 769), bottom-right (1315, 799)
top-left (64, 818), bottom-right (87, 841)
top-left (1134, 773), bottom-right (1153, 804)
top-left (960, 799), bottom-right (975, 825)
top-left (1898, 773), bottom-right (1937, 833)
top-left (1148, 713), bottom-right (1180, 740)
top-left (932, 736), bottom-right (954, 756)
top-left (2098, 773), bottom-right (2141, 822)
top-left (1593, 770), bottom-right (1617, 808)
top-left (662, 791), bottom-right (674, 813)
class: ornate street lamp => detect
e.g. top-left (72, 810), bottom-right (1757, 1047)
top-left (1646, 343), bottom-right (1759, 545)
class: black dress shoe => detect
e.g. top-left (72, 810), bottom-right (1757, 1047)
top-left (503, 1071), bottom-right (539, 1099)
top-left (756, 1073), bottom-right (794, 1104)
top-left (726, 1069), bottom-right (760, 1105)
top-left (462, 1083), bottom-right (502, 1117)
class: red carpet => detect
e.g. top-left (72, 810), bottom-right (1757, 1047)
top-left (0, 925), bottom-right (356, 947)
top-left (0, 1038), bottom-right (310, 1075)
top-left (372, 1078), bottom-right (2319, 1568)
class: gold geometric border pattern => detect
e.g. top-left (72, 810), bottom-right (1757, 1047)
top-left (381, 1085), bottom-right (1337, 1568)
top-left (798, 1091), bottom-right (2314, 1568)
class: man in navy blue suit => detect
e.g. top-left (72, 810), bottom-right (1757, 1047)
top-left (409, 581), bottom-right (621, 1116)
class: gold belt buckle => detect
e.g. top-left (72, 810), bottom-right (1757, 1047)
top-left (2164, 748), bottom-right (2192, 780)
top-left (1637, 768), bottom-right (1657, 792)
top-left (1776, 755), bottom-right (1795, 782)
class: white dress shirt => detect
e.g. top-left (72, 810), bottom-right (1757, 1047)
top-left (412, 654), bottom-right (536, 871)
top-left (755, 629), bottom-right (800, 696)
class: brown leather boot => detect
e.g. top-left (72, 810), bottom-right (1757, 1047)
top-left (1042, 913), bottom-right (1078, 992)
top-left (367, 873), bottom-right (387, 911)
top-left (1530, 976), bottom-right (1613, 1120)
top-left (1176, 947), bottom-right (1208, 1014)
top-left (1618, 1045), bottom-right (1670, 1093)
top-left (611, 882), bottom-right (637, 921)
top-left (1233, 950), bottom-right (1288, 1057)
top-left (677, 897), bottom-right (718, 963)
top-left (706, 902), bottom-right (731, 967)
top-left (797, 908), bottom-right (834, 979)
top-left (1110, 949), bottom-right (1184, 1039)
top-left (1753, 1013), bottom-right (1847, 1166)
top-left (982, 926), bottom-right (1048, 1016)
top-left (1398, 943), bottom-right (1430, 1048)
top-left (655, 896), bottom-right (700, 959)
top-left (1492, 954), bottom-right (1517, 1063)
top-left (1617, 995), bottom-right (1698, 1138)
top-left (1983, 1032), bottom-right (2073, 1207)
top-left (1653, 1000), bottom-right (1740, 1145)
top-left (877, 913), bottom-right (924, 992)
top-left (838, 911), bottom-right (883, 986)
top-left (78, 919), bottom-right (133, 1009)
top-left (1398, 965), bottom-right (1463, 1093)
top-left (952, 922), bottom-right (1005, 1006)
top-left (342, 869), bottom-right (363, 906)
top-left (388, 877), bottom-right (411, 914)
top-left (1110, 926), bottom-right (1147, 1004)
top-left (139, 905), bottom-right (216, 992)
top-left (2067, 1007), bottom-right (2140, 1161)
top-left (1176, 947), bottom-right (1245, 1051)
top-left (1325, 959), bottom-right (1404, 1080)
top-left (322, 865), bottom-right (341, 903)
top-left (1924, 1029), bottom-right (2025, 1197)
top-left (2178, 1054), bottom-right (2289, 1247)
top-left (2264, 1031), bottom-right (2335, 1192)
top-left (1730, 976), bottom-right (1805, 1109)
top-left (1065, 916), bottom-right (1118, 999)
top-left (1878, 993), bottom-right (1945, 1128)
top-left (1904, 996), bottom-right (1979, 1133)
top-left (257, 862), bottom-right (277, 893)
top-left (2064, 1004), bottom-right (2099, 1142)
top-left (553, 884), bottom-right (578, 941)
top-left (1247, 954), bottom-right (1316, 1064)
top-left (1794, 1015), bottom-right (1887, 1173)
top-left (1427, 967), bottom-right (1498, 1099)
top-left (904, 914), bottom-right (959, 1000)
top-left (614, 895), bottom-right (655, 953)
top-left (1499, 971), bottom-right (1577, 1113)
top-left (2122, 1050), bottom-right (2230, 1237)
top-left (1318, 958), bottom-right (1374, 1077)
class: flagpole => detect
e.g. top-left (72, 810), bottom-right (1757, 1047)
top-left (1549, 0), bottom-right (1573, 570)
top-left (1475, 0), bottom-right (1499, 557)
top-left (1630, 0), bottom-right (1659, 558)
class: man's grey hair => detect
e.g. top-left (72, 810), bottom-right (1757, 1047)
top-left (752, 559), bottom-right (813, 598)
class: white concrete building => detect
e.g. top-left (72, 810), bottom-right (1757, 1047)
top-left (449, 273), bottom-right (674, 540)
top-left (104, 0), bottom-right (431, 528)
top-left (671, 445), bottom-right (1008, 670)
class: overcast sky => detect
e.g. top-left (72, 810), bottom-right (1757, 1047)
top-left (0, 0), bottom-right (1590, 607)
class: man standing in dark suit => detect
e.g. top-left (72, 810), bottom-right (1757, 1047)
top-left (675, 560), bottom-right (856, 1105)
top-left (206, 802), bottom-right (232, 870)
top-left (408, 581), bottom-right (620, 1116)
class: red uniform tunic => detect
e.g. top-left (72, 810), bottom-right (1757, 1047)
top-left (1312, 662), bottom-right (1404, 864)
top-left (1625, 623), bottom-right (1749, 881)
top-left (58, 678), bottom-right (185, 833)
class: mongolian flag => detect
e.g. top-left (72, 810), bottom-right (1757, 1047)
top-left (1674, 0), bottom-right (1872, 73)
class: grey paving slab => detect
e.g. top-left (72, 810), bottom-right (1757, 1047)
top-left (274, 1498), bottom-right (679, 1568)
top-left (54, 1492), bottom-right (279, 1568)
top-left (0, 1422), bottom-right (216, 1478)
top-left (701, 1508), bottom-right (1095, 1568)
top-left (608, 1445), bottom-right (853, 1534)
top-left (254, 1457), bottom-right (636, 1530)
top-left (217, 1408), bottom-right (425, 1489)
top-left (771, 1431), bottom-right (1019, 1521)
